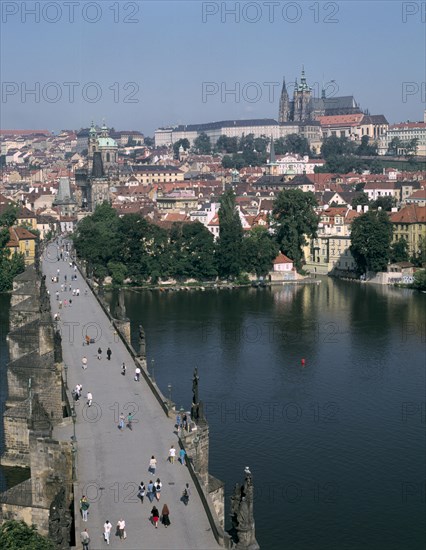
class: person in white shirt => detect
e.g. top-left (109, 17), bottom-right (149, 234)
top-left (87, 392), bottom-right (93, 407)
top-left (117, 518), bottom-right (126, 540)
top-left (103, 520), bottom-right (112, 545)
top-left (154, 478), bottom-right (162, 501)
top-left (168, 445), bottom-right (176, 464)
top-left (149, 456), bottom-right (157, 474)
top-left (135, 367), bottom-right (141, 381)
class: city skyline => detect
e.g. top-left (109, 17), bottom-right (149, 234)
top-left (1, 1), bottom-right (425, 135)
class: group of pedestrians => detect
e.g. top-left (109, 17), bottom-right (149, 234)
top-left (169, 444), bottom-right (186, 465)
top-left (118, 412), bottom-right (134, 430)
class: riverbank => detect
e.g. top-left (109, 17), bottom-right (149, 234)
top-left (92, 277), bottom-right (322, 293)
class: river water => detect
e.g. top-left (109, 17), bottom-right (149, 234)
top-left (1, 279), bottom-right (425, 549)
top-left (106, 278), bottom-right (425, 550)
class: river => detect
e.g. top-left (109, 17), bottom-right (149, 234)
top-left (106, 278), bottom-right (425, 550)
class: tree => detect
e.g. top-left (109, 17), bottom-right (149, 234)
top-left (0, 520), bottom-right (55, 550)
top-left (144, 136), bottom-right (154, 147)
top-left (356, 135), bottom-right (378, 156)
top-left (242, 226), bottom-right (279, 277)
top-left (350, 210), bottom-right (393, 273)
top-left (321, 135), bottom-right (356, 159)
top-left (168, 222), bottom-right (217, 280)
top-left (173, 138), bottom-right (190, 159)
top-left (406, 138), bottom-right (419, 156)
top-left (193, 133), bottom-right (211, 154)
top-left (410, 236), bottom-right (426, 267)
top-left (217, 189), bottom-right (244, 278)
top-left (369, 158), bottom-right (385, 174)
top-left (411, 269), bottom-right (426, 291)
top-left (107, 261), bottom-right (128, 285)
top-left (272, 189), bottom-right (318, 270)
top-left (390, 237), bottom-right (409, 263)
top-left (351, 192), bottom-right (369, 208)
top-left (72, 202), bottom-right (120, 281)
top-left (274, 134), bottom-right (310, 156)
top-left (388, 137), bottom-right (402, 156)
top-left (0, 251), bottom-right (25, 292)
top-left (215, 135), bottom-right (238, 154)
top-left (221, 155), bottom-right (234, 169)
top-left (0, 204), bottom-right (18, 228)
top-left (370, 196), bottom-right (396, 211)
top-left (0, 204), bottom-right (25, 291)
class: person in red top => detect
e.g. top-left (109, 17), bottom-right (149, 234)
top-left (151, 506), bottom-right (159, 528)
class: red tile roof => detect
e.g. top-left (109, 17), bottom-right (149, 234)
top-left (390, 205), bottom-right (426, 223)
top-left (6, 226), bottom-right (37, 247)
top-left (273, 253), bottom-right (293, 264)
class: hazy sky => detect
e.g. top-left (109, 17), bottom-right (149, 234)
top-left (1, 1), bottom-right (425, 135)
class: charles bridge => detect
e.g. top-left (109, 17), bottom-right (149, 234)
top-left (0, 241), bottom-right (259, 549)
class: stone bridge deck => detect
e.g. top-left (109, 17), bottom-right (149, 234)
top-left (42, 249), bottom-right (220, 549)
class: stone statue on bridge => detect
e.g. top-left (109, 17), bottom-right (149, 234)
top-left (192, 367), bottom-right (199, 405)
top-left (115, 289), bottom-right (127, 321)
top-left (138, 324), bottom-right (146, 357)
top-left (229, 468), bottom-right (259, 550)
top-left (191, 367), bottom-right (205, 423)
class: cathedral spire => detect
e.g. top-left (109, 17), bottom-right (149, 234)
top-left (278, 76), bottom-right (290, 123)
top-left (300, 66), bottom-right (309, 91)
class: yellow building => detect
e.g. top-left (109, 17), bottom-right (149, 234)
top-left (17, 206), bottom-right (37, 230)
top-left (6, 226), bottom-right (37, 264)
top-left (390, 205), bottom-right (426, 256)
top-left (133, 165), bottom-right (184, 186)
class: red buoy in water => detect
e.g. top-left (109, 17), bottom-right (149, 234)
top-left (301, 358), bottom-right (306, 366)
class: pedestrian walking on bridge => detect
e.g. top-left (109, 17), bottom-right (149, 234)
top-left (80, 495), bottom-right (90, 521)
top-left (151, 505), bottom-right (159, 528)
top-left (118, 413), bottom-right (125, 430)
top-left (81, 356), bottom-right (88, 370)
top-left (138, 481), bottom-right (145, 503)
top-left (149, 456), bottom-right (157, 475)
top-left (161, 504), bottom-right (171, 528)
top-left (103, 520), bottom-right (112, 545)
top-left (182, 483), bottom-right (190, 506)
top-left (116, 518), bottom-right (126, 540)
top-left (107, 347), bottom-right (112, 361)
top-left (97, 347), bottom-right (102, 360)
top-left (154, 478), bottom-right (162, 501)
top-left (80, 528), bottom-right (90, 550)
top-left (147, 480), bottom-right (154, 502)
top-left (168, 445), bottom-right (176, 464)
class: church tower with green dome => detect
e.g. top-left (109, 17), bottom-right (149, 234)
top-left (96, 121), bottom-right (118, 172)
